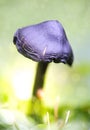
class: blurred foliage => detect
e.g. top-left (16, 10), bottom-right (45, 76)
top-left (0, 108), bottom-right (90, 130)
top-left (0, 0), bottom-right (90, 129)
top-left (0, 109), bottom-right (34, 130)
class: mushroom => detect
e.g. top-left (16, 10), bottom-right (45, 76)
top-left (13, 20), bottom-right (74, 98)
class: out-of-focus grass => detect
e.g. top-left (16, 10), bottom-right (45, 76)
top-left (0, 108), bottom-right (90, 130)
top-left (0, 109), bottom-right (34, 130)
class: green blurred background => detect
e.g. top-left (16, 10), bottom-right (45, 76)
top-left (0, 0), bottom-right (90, 127)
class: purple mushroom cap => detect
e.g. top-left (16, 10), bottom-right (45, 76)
top-left (13, 20), bottom-right (74, 66)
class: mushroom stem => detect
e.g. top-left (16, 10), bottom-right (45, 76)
top-left (33, 62), bottom-right (49, 97)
